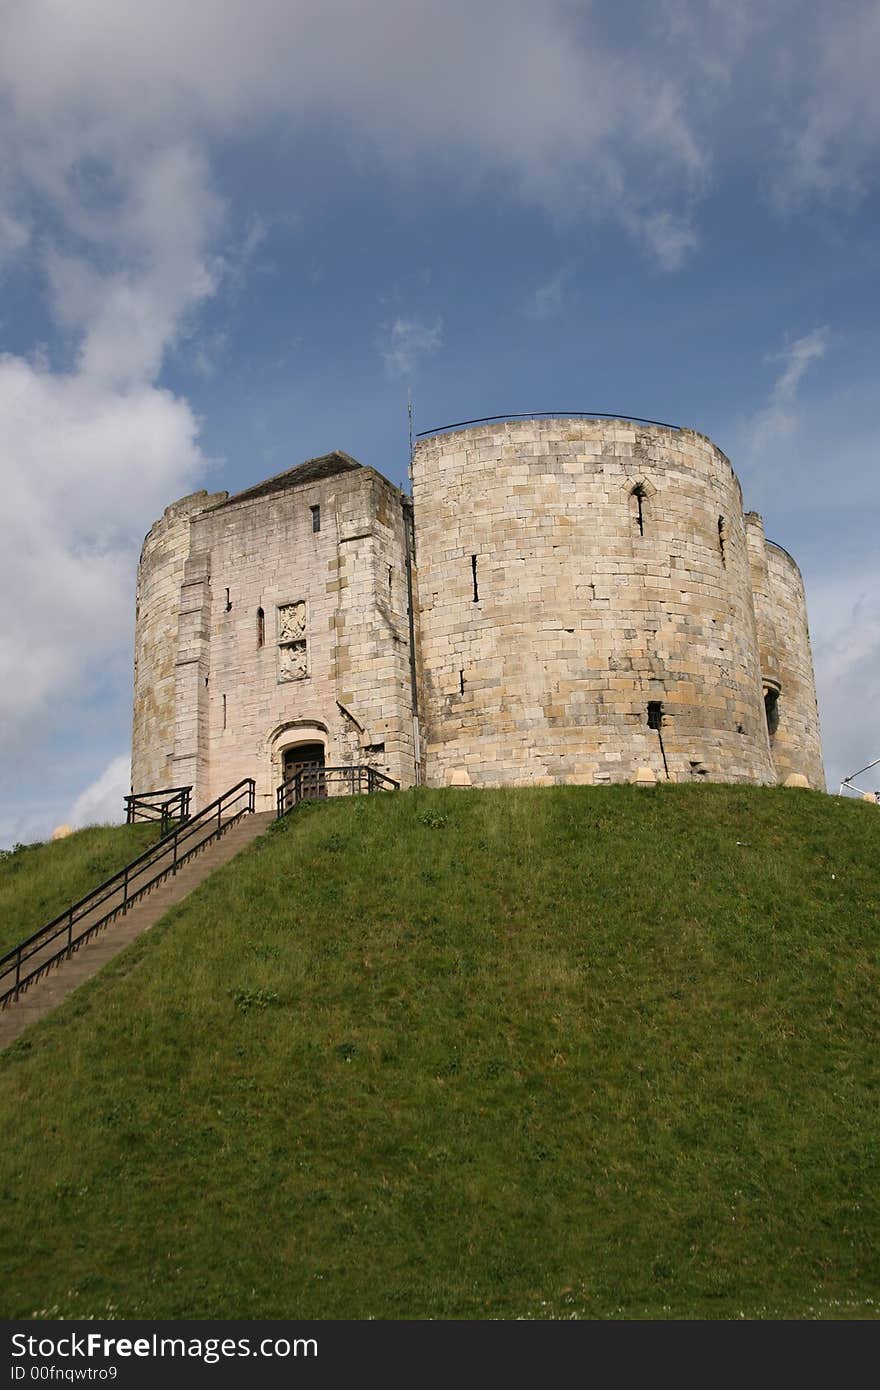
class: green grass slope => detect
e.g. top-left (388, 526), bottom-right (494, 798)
top-left (0, 786), bottom-right (877, 1320)
top-left (0, 823), bottom-right (162, 959)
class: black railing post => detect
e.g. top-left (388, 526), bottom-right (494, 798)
top-left (1, 781), bottom-right (262, 1009)
top-left (274, 765), bottom-right (400, 816)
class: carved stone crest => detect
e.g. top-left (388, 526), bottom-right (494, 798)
top-left (278, 601), bottom-right (308, 682)
top-left (279, 640), bottom-right (308, 681)
top-left (278, 601), bottom-right (307, 643)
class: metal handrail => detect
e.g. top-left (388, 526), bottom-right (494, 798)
top-left (416, 411), bottom-right (682, 439)
top-left (276, 765), bottom-right (400, 819)
top-left (125, 785), bottom-right (192, 805)
top-left (125, 786), bottom-right (192, 834)
top-left (123, 783), bottom-right (190, 822)
top-left (0, 779), bottom-right (255, 1009)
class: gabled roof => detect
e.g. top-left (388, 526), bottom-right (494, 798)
top-left (220, 450), bottom-right (362, 506)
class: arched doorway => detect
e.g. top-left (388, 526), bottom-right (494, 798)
top-left (282, 741), bottom-right (326, 806)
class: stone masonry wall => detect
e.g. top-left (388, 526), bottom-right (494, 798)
top-left (332, 472), bottom-right (416, 791)
top-left (164, 466), bottom-right (415, 811)
top-left (765, 543), bottom-right (824, 788)
top-left (132, 490), bottom-right (227, 794)
top-left (411, 418), bottom-right (776, 787)
top-left (134, 422), bottom-right (823, 804)
top-left (746, 512), bottom-right (824, 789)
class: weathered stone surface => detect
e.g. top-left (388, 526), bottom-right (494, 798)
top-left (132, 419), bottom-right (825, 805)
top-left (132, 490), bottom-right (228, 795)
top-left (412, 418), bottom-right (824, 791)
top-left (133, 459), bottom-right (417, 811)
top-left (746, 513), bottom-right (824, 790)
top-left (632, 767), bottom-right (657, 786)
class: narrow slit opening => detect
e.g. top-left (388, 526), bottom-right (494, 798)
top-left (647, 700), bottom-right (664, 730)
top-left (471, 554), bottom-right (479, 602)
top-left (631, 485), bottom-right (646, 537)
top-left (764, 687), bottom-right (779, 741)
top-left (647, 700), bottom-right (670, 779)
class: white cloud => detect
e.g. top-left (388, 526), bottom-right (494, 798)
top-left (0, 808), bottom-right (55, 851)
top-left (2, 1), bottom-right (877, 310)
top-left (0, 354), bottom-right (206, 747)
top-left (43, 144), bottom-right (222, 387)
top-left (0, 209), bottom-right (29, 266)
top-left (383, 317), bottom-right (443, 377)
top-left (639, 210), bottom-right (700, 271)
top-left (67, 754), bottom-right (131, 829)
top-left (809, 564), bottom-right (880, 794)
top-left (781, 4), bottom-right (880, 202)
top-left (746, 328), bottom-right (829, 460)
top-left (772, 329), bottom-right (829, 400)
top-left (730, 334), bottom-right (878, 799)
top-left (523, 270), bottom-right (569, 321)
top-left (654, 2), bottom-right (880, 207)
top-left (0, 27), bottom-right (221, 775)
top-left (0, 1), bottom-right (713, 281)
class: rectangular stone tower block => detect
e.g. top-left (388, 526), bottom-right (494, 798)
top-left (133, 455), bottom-right (417, 810)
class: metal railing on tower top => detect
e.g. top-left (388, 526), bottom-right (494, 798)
top-left (415, 411), bottom-right (682, 439)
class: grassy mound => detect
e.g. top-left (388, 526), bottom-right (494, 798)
top-left (0, 785), bottom-right (877, 1319)
top-left (0, 823), bottom-right (162, 959)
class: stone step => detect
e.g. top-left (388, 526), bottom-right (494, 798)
top-left (0, 811), bottom-right (274, 1051)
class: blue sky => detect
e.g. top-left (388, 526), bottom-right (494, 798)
top-left (1, 0), bottom-right (878, 843)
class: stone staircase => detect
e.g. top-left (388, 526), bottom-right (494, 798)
top-left (0, 811), bottom-right (274, 1051)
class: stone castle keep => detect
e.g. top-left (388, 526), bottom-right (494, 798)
top-left (132, 416), bottom-right (824, 809)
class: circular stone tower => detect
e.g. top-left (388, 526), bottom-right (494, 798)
top-left (411, 416), bottom-right (821, 788)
